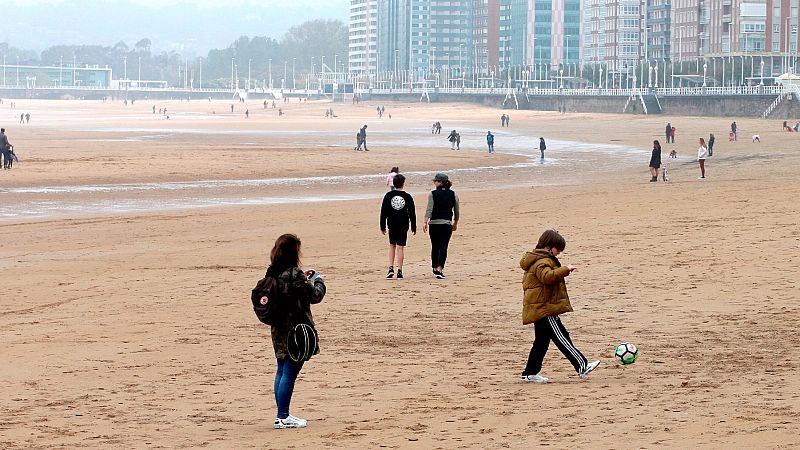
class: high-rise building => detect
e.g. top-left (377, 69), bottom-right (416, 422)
top-left (473, 0), bottom-right (501, 73)
top-left (765, 0), bottom-right (799, 73)
top-left (349, 0), bottom-right (379, 74)
top-left (647, 0), bottom-right (672, 60)
top-left (583, 0), bottom-right (645, 71)
top-left (500, 0), bottom-right (580, 69)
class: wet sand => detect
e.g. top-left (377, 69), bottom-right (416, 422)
top-left (1, 99), bottom-right (799, 448)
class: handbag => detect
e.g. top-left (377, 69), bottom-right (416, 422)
top-left (287, 323), bottom-right (318, 362)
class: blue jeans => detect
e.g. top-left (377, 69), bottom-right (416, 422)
top-left (274, 358), bottom-right (304, 419)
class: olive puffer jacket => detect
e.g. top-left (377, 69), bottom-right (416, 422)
top-left (267, 266), bottom-right (326, 359)
top-left (520, 249), bottom-right (573, 325)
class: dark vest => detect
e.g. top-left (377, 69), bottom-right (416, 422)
top-left (430, 188), bottom-right (455, 221)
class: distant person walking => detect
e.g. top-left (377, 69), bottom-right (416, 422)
top-left (447, 130), bottom-right (458, 150)
top-left (707, 133), bottom-right (715, 157)
top-left (665, 123), bottom-right (672, 143)
top-left (486, 131), bottom-right (495, 153)
top-left (649, 140), bottom-right (662, 182)
top-left (262, 234), bottom-right (326, 429)
top-left (423, 173), bottom-right (459, 279)
top-left (386, 166), bottom-right (399, 191)
top-left (670, 126), bottom-right (676, 143)
top-left (539, 137), bottom-right (547, 160)
top-left (380, 174), bottom-right (417, 279)
top-left (730, 121), bottom-right (737, 141)
top-left (245, 109), bottom-right (249, 119)
top-left (20, 113), bottom-right (24, 124)
top-left (1, 128), bottom-right (13, 170)
top-left (357, 125), bottom-right (368, 151)
top-left (697, 137), bottom-right (709, 179)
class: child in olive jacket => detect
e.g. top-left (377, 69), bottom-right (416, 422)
top-left (520, 230), bottom-right (600, 383)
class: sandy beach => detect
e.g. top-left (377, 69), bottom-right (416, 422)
top-left (1, 98), bottom-right (799, 448)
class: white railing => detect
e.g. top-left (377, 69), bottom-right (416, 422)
top-left (638, 90), bottom-right (648, 115)
top-left (358, 86), bottom-right (793, 97)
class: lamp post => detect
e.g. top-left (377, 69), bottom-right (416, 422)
top-left (138, 56), bottom-right (141, 83)
top-left (123, 56), bottom-right (127, 80)
top-left (2, 54), bottom-right (5, 86)
top-left (702, 61), bottom-right (707, 87)
top-left (292, 58), bottom-right (296, 90)
top-left (394, 49), bottom-right (399, 88)
top-left (459, 43), bottom-right (464, 87)
top-left (231, 57), bottom-right (235, 90)
top-left (599, 66), bottom-right (604, 89)
top-left (269, 58), bottom-right (272, 89)
top-left (198, 57), bottom-right (202, 89)
top-left (334, 54), bottom-right (338, 82)
top-left (284, 60), bottom-right (288, 89)
top-left (248, 58), bottom-right (252, 90)
top-left (60, 55), bottom-right (63, 87)
top-left (17, 55), bottom-right (20, 86)
top-left (73, 55), bottom-right (76, 87)
top-left (760, 58), bottom-right (764, 85)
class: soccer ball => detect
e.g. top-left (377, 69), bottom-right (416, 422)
top-left (614, 342), bottom-right (638, 365)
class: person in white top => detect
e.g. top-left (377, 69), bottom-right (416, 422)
top-left (697, 137), bottom-right (708, 179)
top-left (386, 167), bottom-right (399, 191)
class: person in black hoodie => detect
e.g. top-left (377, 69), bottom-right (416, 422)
top-left (708, 133), bottom-right (715, 157)
top-left (423, 173), bottom-right (460, 279)
top-left (264, 234), bottom-right (326, 429)
top-left (380, 174), bottom-right (417, 279)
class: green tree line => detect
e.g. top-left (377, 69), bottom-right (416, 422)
top-left (2, 19), bottom-right (348, 88)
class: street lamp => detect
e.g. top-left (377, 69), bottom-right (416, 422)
top-left (60, 55), bottom-right (63, 87)
top-left (231, 57), bottom-right (235, 90)
top-left (138, 56), bottom-right (141, 82)
top-left (248, 58), bottom-right (252, 90)
top-left (760, 58), bottom-right (764, 85)
top-left (269, 58), bottom-right (272, 89)
top-left (459, 43), bottom-right (464, 87)
top-left (292, 58), bottom-right (296, 90)
top-left (394, 49), bottom-right (399, 88)
top-left (703, 61), bottom-right (707, 87)
top-left (284, 60), bottom-right (288, 89)
top-left (123, 56), bottom-right (127, 80)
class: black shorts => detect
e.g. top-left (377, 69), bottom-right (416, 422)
top-left (388, 227), bottom-right (409, 246)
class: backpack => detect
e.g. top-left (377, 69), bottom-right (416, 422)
top-left (251, 275), bottom-right (279, 325)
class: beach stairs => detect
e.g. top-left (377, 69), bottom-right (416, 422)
top-left (623, 90), bottom-right (662, 115)
top-left (762, 85), bottom-right (798, 119)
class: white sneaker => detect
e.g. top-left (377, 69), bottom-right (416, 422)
top-left (521, 374), bottom-right (549, 383)
top-left (274, 415), bottom-right (307, 429)
top-left (579, 360), bottom-right (601, 379)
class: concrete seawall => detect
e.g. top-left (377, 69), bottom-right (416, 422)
top-left (359, 91), bottom-right (800, 118)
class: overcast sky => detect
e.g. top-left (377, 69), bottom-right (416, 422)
top-left (0, 0), bottom-right (350, 55)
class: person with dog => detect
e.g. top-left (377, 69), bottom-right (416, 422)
top-left (520, 229), bottom-right (601, 383)
top-left (358, 125), bottom-right (369, 151)
top-left (649, 140), bottom-right (662, 182)
top-left (697, 137), bottom-right (709, 179)
top-left (264, 234), bottom-right (326, 429)
top-left (423, 173), bottom-right (459, 279)
top-left (380, 174), bottom-right (417, 279)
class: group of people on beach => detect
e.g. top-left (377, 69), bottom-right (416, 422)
top-left (651, 123), bottom-right (717, 181)
top-left (261, 158), bottom-right (601, 428)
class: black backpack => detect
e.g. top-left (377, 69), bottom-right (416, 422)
top-left (251, 275), bottom-right (279, 325)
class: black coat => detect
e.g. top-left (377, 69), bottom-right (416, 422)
top-left (649, 147), bottom-right (662, 168)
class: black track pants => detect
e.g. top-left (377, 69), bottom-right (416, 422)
top-left (523, 315), bottom-right (588, 376)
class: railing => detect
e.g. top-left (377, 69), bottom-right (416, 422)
top-left (358, 86), bottom-right (792, 97)
top-left (638, 90), bottom-right (648, 115)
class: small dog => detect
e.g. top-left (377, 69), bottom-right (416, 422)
top-left (669, 149), bottom-right (678, 158)
top-left (752, 134), bottom-right (761, 143)
top-left (661, 162), bottom-right (670, 182)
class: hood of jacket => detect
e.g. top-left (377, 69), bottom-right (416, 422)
top-left (520, 248), bottom-right (559, 271)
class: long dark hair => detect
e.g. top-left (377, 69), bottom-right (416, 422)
top-left (653, 140), bottom-right (661, 151)
top-left (267, 233), bottom-right (302, 276)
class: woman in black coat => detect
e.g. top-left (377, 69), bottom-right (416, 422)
top-left (649, 140), bottom-right (662, 182)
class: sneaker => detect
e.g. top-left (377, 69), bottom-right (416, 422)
top-left (698, 176), bottom-right (705, 180)
top-left (521, 374), bottom-right (549, 383)
top-left (274, 415), bottom-right (307, 429)
top-left (433, 269), bottom-right (445, 279)
top-left (386, 267), bottom-right (394, 279)
top-left (579, 360), bottom-right (601, 379)
top-left (396, 270), bottom-right (403, 279)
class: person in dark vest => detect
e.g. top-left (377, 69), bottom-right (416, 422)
top-left (486, 131), bottom-right (495, 153)
top-left (423, 173), bottom-right (460, 279)
top-left (539, 137), bottom-right (547, 160)
top-left (665, 123), bottom-right (671, 143)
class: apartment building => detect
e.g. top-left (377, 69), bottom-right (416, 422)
top-left (473, 0), bottom-right (501, 72)
top-left (500, 0), bottom-right (580, 68)
top-left (349, 0), bottom-right (379, 73)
